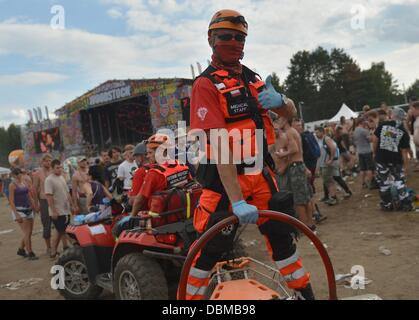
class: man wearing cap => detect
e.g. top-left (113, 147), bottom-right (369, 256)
top-left (372, 108), bottom-right (412, 211)
top-left (185, 10), bottom-right (314, 300)
top-left (105, 147), bottom-right (123, 189)
top-left (128, 142), bottom-right (149, 206)
top-left (71, 156), bottom-right (92, 214)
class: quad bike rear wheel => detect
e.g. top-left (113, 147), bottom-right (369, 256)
top-left (57, 247), bottom-right (103, 300)
top-left (114, 253), bottom-right (168, 300)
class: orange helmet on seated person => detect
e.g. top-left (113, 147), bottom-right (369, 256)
top-left (146, 133), bottom-right (171, 150)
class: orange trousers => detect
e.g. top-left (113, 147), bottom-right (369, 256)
top-left (185, 171), bottom-right (310, 300)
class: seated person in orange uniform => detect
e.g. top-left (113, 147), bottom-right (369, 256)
top-left (131, 134), bottom-right (191, 216)
top-left (113, 134), bottom-right (191, 237)
top-left (128, 141), bottom-right (151, 208)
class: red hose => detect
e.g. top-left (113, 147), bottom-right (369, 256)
top-left (177, 210), bottom-right (337, 300)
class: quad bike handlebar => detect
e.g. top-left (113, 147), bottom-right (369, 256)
top-left (177, 210), bottom-right (337, 300)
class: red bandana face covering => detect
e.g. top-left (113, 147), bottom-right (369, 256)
top-left (211, 40), bottom-right (244, 77)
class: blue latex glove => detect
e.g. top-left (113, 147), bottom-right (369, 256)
top-left (258, 75), bottom-right (285, 110)
top-left (118, 216), bottom-right (131, 226)
top-left (232, 200), bottom-right (259, 225)
top-left (73, 215), bottom-right (85, 225)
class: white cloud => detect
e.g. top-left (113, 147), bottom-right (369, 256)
top-left (0, 89), bottom-right (80, 128)
top-left (107, 7), bottom-right (123, 19)
top-left (0, 22), bottom-right (202, 82)
top-left (0, 0), bottom-right (418, 130)
top-left (11, 109), bottom-right (26, 119)
top-left (1, 15), bottom-right (33, 24)
top-left (0, 72), bottom-right (68, 86)
top-left (0, 107), bottom-right (27, 128)
top-left (376, 44), bottom-right (419, 87)
top-left (97, 0), bottom-right (419, 85)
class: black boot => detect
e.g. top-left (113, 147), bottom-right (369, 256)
top-left (27, 252), bottom-right (39, 261)
top-left (17, 248), bottom-right (27, 258)
top-left (294, 283), bottom-right (315, 300)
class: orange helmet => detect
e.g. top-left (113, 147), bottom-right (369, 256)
top-left (147, 134), bottom-right (170, 149)
top-left (209, 9), bottom-right (248, 35)
top-left (8, 149), bottom-right (24, 167)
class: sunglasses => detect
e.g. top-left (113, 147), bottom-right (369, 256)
top-left (216, 33), bottom-right (246, 42)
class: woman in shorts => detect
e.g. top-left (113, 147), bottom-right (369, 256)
top-left (8, 168), bottom-right (38, 260)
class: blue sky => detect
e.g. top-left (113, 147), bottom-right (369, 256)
top-left (1, 0), bottom-right (419, 127)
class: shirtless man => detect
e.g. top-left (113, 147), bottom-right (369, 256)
top-left (33, 154), bottom-right (52, 253)
top-left (71, 156), bottom-right (92, 214)
top-left (275, 116), bottom-right (314, 230)
top-left (271, 119), bottom-right (290, 174)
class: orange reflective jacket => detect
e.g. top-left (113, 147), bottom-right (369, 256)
top-left (149, 161), bottom-right (191, 189)
top-left (200, 66), bottom-right (275, 164)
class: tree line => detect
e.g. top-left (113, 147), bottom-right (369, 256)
top-left (270, 46), bottom-right (419, 122)
top-left (0, 124), bottom-right (22, 167)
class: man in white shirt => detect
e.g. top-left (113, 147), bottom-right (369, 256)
top-left (117, 145), bottom-right (138, 192)
top-left (45, 159), bottom-right (74, 258)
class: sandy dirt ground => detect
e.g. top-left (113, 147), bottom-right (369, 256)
top-left (1, 165), bottom-right (418, 300)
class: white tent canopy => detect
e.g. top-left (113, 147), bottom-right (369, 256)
top-left (0, 167), bottom-right (11, 175)
top-left (329, 104), bottom-right (359, 122)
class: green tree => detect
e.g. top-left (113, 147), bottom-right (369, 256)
top-left (284, 50), bottom-right (317, 121)
top-left (0, 127), bottom-right (8, 166)
top-left (0, 123), bottom-right (22, 167)
top-left (7, 124), bottom-right (22, 151)
top-left (270, 72), bottom-right (285, 93)
top-left (358, 62), bottom-right (403, 108)
top-left (407, 79), bottom-right (419, 100)
top-left (284, 47), bottom-right (404, 122)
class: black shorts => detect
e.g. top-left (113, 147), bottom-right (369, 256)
top-left (51, 215), bottom-right (70, 233)
top-left (359, 153), bottom-right (375, 171)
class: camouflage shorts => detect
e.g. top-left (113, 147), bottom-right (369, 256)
top-left (376, 162), bottom-right (412, 210)
top-left (286, 162), bottom-right (312, 205)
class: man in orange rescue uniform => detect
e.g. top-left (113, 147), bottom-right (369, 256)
top-left (184, 9), bottom-right (315, 300)
top-left (131, 134), bottom-right (191, 216)
top-left (113, 134), bottom-right (191, 237)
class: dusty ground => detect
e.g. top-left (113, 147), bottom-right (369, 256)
top-left (1, 165), bottom-right (418, 300)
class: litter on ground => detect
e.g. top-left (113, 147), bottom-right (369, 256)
top-left (0, 278), bottom-right (44, 290)
top-left (379, 246), bottom-right (392, 256)
top-left (0, 229), bottom-right (14, 236)
top-left (360, 232), bottom-right (383, 236)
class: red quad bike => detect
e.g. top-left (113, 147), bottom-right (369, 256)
top-left (58, 182), bottom-right (243, 300)
top-left (178, 210), bottom-right (381, 300)
top-left (110, 182), bottom-right (247, 300)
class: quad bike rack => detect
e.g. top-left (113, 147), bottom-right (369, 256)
top-left (177, 210), bottom-right (338, 300)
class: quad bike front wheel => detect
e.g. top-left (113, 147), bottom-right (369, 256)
top-left (57, 247), bottom-right (103, 300)
top-left (114, 253), bottom-right (169, 300)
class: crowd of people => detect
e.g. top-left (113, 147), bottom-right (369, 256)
top-left (2, 100), bottom-right (418, 268)
top-left (2, 133), bottom-right (198, 261)
top-left (268, 99), bottom-right (419, 237)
